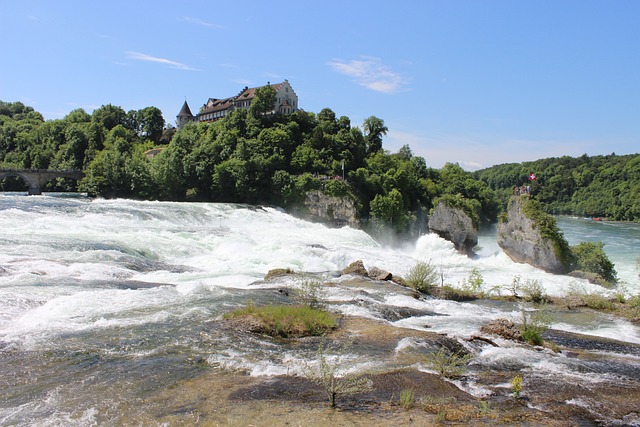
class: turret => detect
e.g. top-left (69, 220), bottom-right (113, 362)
top-left (176, 100), bottom-right (193, 129)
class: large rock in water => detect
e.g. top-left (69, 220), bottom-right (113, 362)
top-left (428, 202), bottom-right (478, 255)
top-left (303, 190), bottom-right (359, 228)
top-left (497, 195), bottom-right (570, 274)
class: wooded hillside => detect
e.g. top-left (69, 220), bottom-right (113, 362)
top-left (474, 153), bottom-right (640, 221)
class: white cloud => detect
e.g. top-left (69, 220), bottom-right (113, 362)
top-left (328, 56), bottom-right (407, 94)
top-left (126, 51), bottom-right (198, 71)
top-left (181, 16), bottom-right (223, 29)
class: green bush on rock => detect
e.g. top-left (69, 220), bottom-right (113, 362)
top-left (224, 304), bottom-right (337, 338)
top-left (570, 241), bottom-right (617, 285)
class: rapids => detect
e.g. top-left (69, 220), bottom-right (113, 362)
top-left (1, 194), bottom-right (639, 425)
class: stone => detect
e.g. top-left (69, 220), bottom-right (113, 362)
top-left (341, 260), bottom-right (368, 277)
top-left (428, 202), bottom-right (478, 255)
top-left (497, 196), bottom-right (570, 274)
top-left (480, 318), bottom-right (523, 342)
top-left (303, 190), bottom-right (359, 228)
top-left (368, 267), bottom-right (392, 281)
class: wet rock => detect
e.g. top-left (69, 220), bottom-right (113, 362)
top-left (264, 268), bottom-right (295, 281)
top-left (428, 201), bottom-right (478, 256)
top-left (368, 267), bottom-right (392, 281)
top-left (480, 318), bottom-right (523, 341)
top-left (368, 303), bottom-right (439, 322)
top-left (341, 260), bottom-right (368, 277)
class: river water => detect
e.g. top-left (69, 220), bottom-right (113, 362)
top-left (1, 194), bottom-right (639, 425)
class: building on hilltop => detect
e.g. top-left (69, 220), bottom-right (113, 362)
top-left (176, 80), bottom-right (298, 128)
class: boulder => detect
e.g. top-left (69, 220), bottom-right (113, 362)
top-left (342, 260), bottom-right (368, 277)
top-left (497, 195), bottom-right (570, 274)
top-left (368, 267), bottom-right (392, 281)
top-left (303, 190), bottom-right (359, 228)
top-left (428, 202), bottom-right (478, 255)
top-left (480, 318), bottom-right (522, 342)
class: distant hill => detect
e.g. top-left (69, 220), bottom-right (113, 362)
top-left (474, 153), bottom-right (640, 221)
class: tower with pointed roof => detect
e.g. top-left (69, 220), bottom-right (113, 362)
top-left (176, 100), bottom-right (194, 129)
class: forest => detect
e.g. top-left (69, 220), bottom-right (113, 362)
top-left (0, 98), bottom-right (498, 237)
top-left (474, 153), bottom-right (640, 221)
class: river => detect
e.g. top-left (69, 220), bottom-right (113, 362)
top-left (1, 194), bottom-right (639, 425)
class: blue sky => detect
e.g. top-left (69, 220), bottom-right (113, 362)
top-left (1, 1), bottom-right (638, 170)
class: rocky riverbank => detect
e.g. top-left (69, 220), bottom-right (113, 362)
top-left (124, 270), bottom-right (640, 427)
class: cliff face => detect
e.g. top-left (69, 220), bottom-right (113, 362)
top-left (303, 190), bottom-right (359, 228)
top-left (497, 196), bottom-right (570, 274)
top-left (428, 202), bottom-right (478, 255)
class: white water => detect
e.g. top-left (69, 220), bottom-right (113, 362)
top-left (1, 195), bottom-right (639, 344)
top-left (1, 194), bottom-right (639, 424)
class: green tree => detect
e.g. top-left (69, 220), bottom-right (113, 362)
top-left (249, 84), bottom-right (277, 117)
top-left (362, 116), bottom-right (388, 155)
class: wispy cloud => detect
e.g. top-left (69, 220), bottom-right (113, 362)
top-left (126, 51), bottom-right (198, 71)
top-left (181, 16), bottom-right (223, 29)
top-left (328, 56), bottom-right (408, 94)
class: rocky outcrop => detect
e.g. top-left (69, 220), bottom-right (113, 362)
top-left (497, 196), bottom-right (571, 274)
top-left (428, 202), bottom-right (478, 255)
top-left (341, 260), bottom-right (369, 277)
top-left (303, 190), bottom-right (358, 228)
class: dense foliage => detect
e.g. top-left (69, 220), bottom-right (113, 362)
top-left (474, 153), bottom-right (640, 221)
top-left (0, 100), bottom-right (499, 237)
top-left (571, 241), bottom-right (618, 284)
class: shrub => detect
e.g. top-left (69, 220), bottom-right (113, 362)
top-left (303, 339), bottom-right (373, 408)
top-left (292, 277), bottom-right (326, 309)
top-left (582, 293), bottom-right (613, 310)
top-left (518, 304), bottom-right (552, 346)
top-left (224, 304), bottom-right (337, 338)
top-left (520, 279), bottom-right (547, 303)
top-left (462, 268), bottom-right (484, 294)
top-left (428, 347), bottom-right (472, 379)
top-left (405, 260), bottom-right (438, 294)
top-left (571, 241), bottom-right (617, 284)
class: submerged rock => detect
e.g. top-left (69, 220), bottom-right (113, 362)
top-left (428, 201), bottom-right (478, 256)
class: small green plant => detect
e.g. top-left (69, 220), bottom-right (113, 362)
top-left (399, 388), bottom-right (415, 409)
top-left (511, 375), bottom-right (523, 398)
top-left (476, 400), bottom-right (491, 416)
top-left (520, 278), bottom-right (547, 303)
top-left (582, 293), bottom-right (614, 310)
top-left (428, 347), bottom-right (473, 379)
top-left (462, 268), bottom-right (484, 294)
top-left (303, 338), bottom-right (373, 408)
top-left (519, 304), bottom-right (552, 346)
top-left (292, 276), bottom-right (326, 309)
top-left (508, 275), bottom-right (522, 298)
top-left (405, 260), bottom-right (438, 294)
